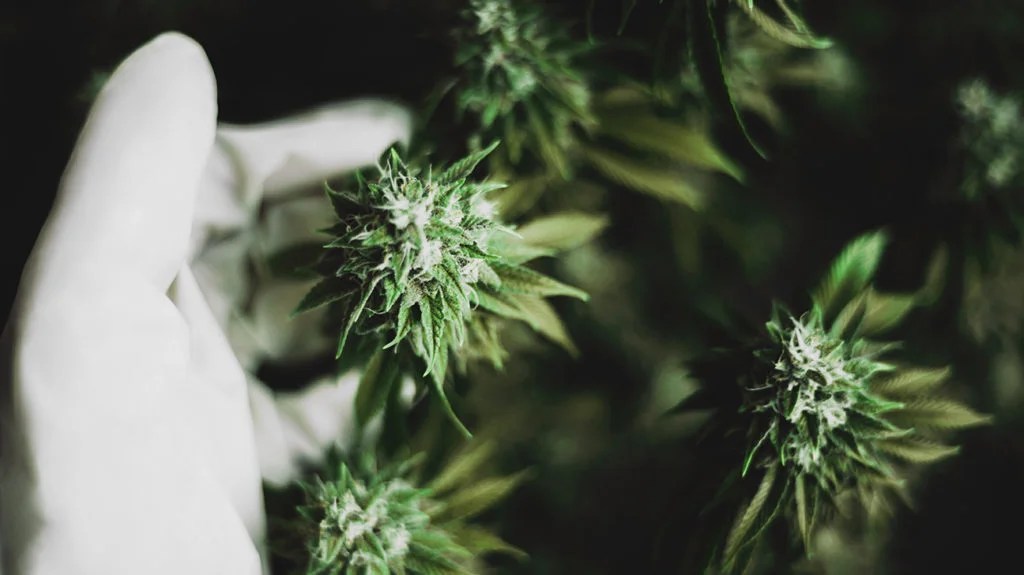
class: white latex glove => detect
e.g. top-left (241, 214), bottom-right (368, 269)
top-left (0, 32), bottom-right (411, 575)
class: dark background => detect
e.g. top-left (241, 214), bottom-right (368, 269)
top-left (3, 1), bottom-right (1024, 573)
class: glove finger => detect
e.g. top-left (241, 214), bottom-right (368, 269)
top-left (23, 32), bottom-right (216, 298)
top-left (2, 33), bottom-right (263, 575)
top-left (216, 99), bottom-right (412, 207)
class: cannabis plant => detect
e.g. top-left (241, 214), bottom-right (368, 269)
top-left (956, 78), bottom-right (1024, 200)
top-left (686, 0), bottom-right (835, 160)
top-left (453, 0), bottom-right (595, 177)
top-left (945, 77), bottom-right (1024, 266)
top-left (295, 142), bottom-right (595, 435)
top-left (292, 443), bottom-right (526, 575)
top-left (678, 230), bottom-right (989, 572)
top-left (680, 11), bottom-right (852, 133)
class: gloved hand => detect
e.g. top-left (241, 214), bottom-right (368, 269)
top-left (0, 32), bottom-right (411, 574)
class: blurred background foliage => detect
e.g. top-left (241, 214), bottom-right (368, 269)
top-left (5, 1), bottom-right (1024, 573)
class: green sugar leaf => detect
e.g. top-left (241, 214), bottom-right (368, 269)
top-left (813, 230), bottom-right (888, 323)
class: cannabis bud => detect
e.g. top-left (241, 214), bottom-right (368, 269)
top-left (751, 308), bottom-right (901, 480)
top-left (306, 468), bottom-right (426, 573)
top-left (298, 446), bottom-right (526, 575)
top-left (684, 231), bottom-right (989, 571)
top-left (296, 142), bottom-right (589, 434)
top-left (956, 78), bottom-right (1024, 197)
top-left (455, 0), bottom-right (594, 176)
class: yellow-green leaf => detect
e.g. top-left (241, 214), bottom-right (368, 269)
top-left (594, 106), bottom-right (744, 182)
top-left (582, 146), bottom-right (706, 209)
top-left (795, 474), bottom-right (811, 551)
top-left (723, 464), bottom-right (777, 570)
top-left (430, 440), bottom-right (499, 495)
top-left (916, 245), bottom-right (949, 306)
top-left (813, 230), bottom-right (887, 323)
top-left (859, 289), bottom-right (916, 336)
top-left (887, 399), bottom-right (992, 430)
top-left (354, 349), bottom-right (401, 427)
top-left (431, 470), bottom-right (531, 523)
top-left (734, 0), bottom-right (833, 49)
top-left (488, 173), bottom-right (549, 220)
top-left (829, 290), bottom-right (868, 339)
top-left (870, 367), bottom-right (951, 399)
top-left (492, 263), bottom-right (589, 300)
top-left (512, 295), bottom-right (579, 355)
top-left (447, 524), bottom-right (528, 560)
top-left (515, 212), bottom-right (610, 252)
top-left (877, 438), bottom-right (961, 463)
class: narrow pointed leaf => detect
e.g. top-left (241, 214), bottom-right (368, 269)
top-left (582, 145), bottom-right (706, 209)
top-left (438, 140), bottom-right (501, 184)
top-left (734, 0), bottom-right (833, 49)
top-left (689, 0), bottom-right (769, 160)
top-left (335, 276), bottom-right (381, 359)
top-left (428, 374), bottom-right (472, 439)
top-left (293, 276), bottom-right (354, 315)
top-left (813, 230), bottom-right (887, 322)
top-left (431, 470), bottom-right (531, 523)
top-left (859, 289), bottom-right (916, 336)
top-left (829, 289), bottom-right (868, 340)
top-left (877, 438), bottom-right (961, 463)
top-left (512, 295), bottom-right (579, 355)
top-left (447, 524), bottom-right (528, 560)
top-left (514, 212), bottom-right (610, 252)
top-left (594, 104), bottom-right (745, 182)
top-left (870, 367), bottom-right (952, 399)
top-left (355, 349), bottom-right (402, 427)
top-left (491, 263), bottom-right (589, 300)
top-left (723, 463), bottom-right (777, 569)
top-left (887, 399), bottom-right (993, 429)
top-left (430, 441), bottom-right (499, 495)
top-left (795, 473), bottom-right (810, 551)
top-left (916, 245), bottom-right (949, 306)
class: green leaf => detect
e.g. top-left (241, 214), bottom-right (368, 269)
top-left (915, 245), bottom-right (949, 306)
top-left (877, 437), bottom-right (961, 463)
top-left (514, 212), bottom-right (610, 252)
top-left (336, 276), bottom-right (382, 359)
top-left (511, 295), bottom-right (579, 355)
top-left (429, 374), bottom-right (472, 440)
top-left (324, 181), bottom-right (361, 219)
top-left (795, 473), bottom-right (811, 551)
top-left (813, 230), bottom-right (887, 323)
top-left (430, 470), bottom-right (531, 523)
top-left (887, 399), bottom-right (992, 430)
top-left (722, 463), bottom-right (778, 570)
top-left (859, 289), bottom-right (917, 336)
top-left (488, 235), bottom-right (555, 264)
top-left (293, 276), bottom-right (353, 315)
top-left (491, 263), bottom-right (589, 300)
top-left (439, 140), bottom-right (501, 184)
top-left (355, 349), bottom-right (402, 428)
top-left (594, 103), bottom-right (745, 182)
top-left (525, 100), bottom-right (571, 179)
top-left (488, 173), bottom-right (550, 220)
top-left (403, 548), bottom-right (465, 575)
top-left (688, 0), bottom-right (769, 160)
top-left (265, 241), bottom-right (322, 280)
top-left (734, 0), bottom-right (834, 49)
top-left (582, 146), bottom-right (706, 209)
top-left (476, 290), bottom-right (526, 320)
top-left (430, 441), bottom-right (498, 495)
top-left (870, 367), bottom-right (951, 399)
top-left (448, 524), bottom-right (527, 560)
top-left (829, 289), bottom-right (868, 340)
